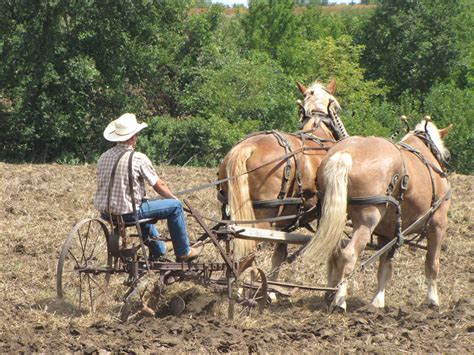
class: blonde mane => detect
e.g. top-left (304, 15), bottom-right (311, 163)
top-left (402, 120), bottom-right (450, 161)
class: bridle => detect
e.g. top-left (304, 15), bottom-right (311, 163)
top-left (299, 100), bottom-right (348, 141)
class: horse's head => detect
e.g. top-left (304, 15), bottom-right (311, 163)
top-left (403, 117), bottom-right (453, 167)
top-left (296, 79), bottom-right (340, 128)
top-left (296, 79), bottom-right (348, 140)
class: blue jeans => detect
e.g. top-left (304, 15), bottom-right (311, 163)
top-left (121, 199), bottom-right (190, 259)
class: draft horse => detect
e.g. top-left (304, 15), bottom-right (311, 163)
top-left (304, 118), bottom-right (452, 310)
top-left (217, 79), bottom-right (347, 279)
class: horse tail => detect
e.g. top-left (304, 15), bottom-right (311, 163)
top-left (226, 143), bottom-right (258, 259)
top-left (304, 151), bottom-right (352, 263)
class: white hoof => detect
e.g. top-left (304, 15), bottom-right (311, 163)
top-left (268, 292), bottom-right (277, 304)
top-left (329, 302), bottom-right (346, 313)
top-left (424, 297), bottom-right (439, 308)
top-left (371, 291), bottom-right (385, 308)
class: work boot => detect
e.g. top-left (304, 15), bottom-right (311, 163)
top-left (176, 243), bottom-right (203, 262)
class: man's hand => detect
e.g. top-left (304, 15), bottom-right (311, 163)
top-left (152, 179), bottom-right (179, 200)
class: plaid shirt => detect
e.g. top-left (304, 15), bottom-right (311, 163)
top-left (94, 144), bottom-right (159, 215)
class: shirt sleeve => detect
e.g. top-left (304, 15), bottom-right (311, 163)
top-left (137, 153), bottom-right (159, 186)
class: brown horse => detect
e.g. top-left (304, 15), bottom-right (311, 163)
top-left (304, 118), bottom-right (452, 310)
top-left (217, 79), bottom-right (345, 279)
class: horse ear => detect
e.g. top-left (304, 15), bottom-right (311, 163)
top-left (296, 81), bottom-right (307, 95)
top-left (326, 79), bottom-right (337, 95)
top-left (439, 123), bottom-right (453, 139)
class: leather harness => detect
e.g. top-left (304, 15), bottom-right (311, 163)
top-left (218, 111), bottom-right (344, 232)
top-left (317, 130), bottom-right (451, 257)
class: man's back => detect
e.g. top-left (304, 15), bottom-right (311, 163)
top-left (94, 144), bottom-right (158, 215)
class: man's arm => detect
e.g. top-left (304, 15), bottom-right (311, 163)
top-left (152, 179), bottom-right (178, 200)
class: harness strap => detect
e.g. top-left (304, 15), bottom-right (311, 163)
top-left (272, 130), bottom-right (312, 232)
top-left (398, 140), bottom-right (451, 245)
top-left (317, 191), bottom-right (400, 207)
top-left (253, 198), bottom-right (303, 208)
top-left (398, 142), bottom-right (447, 178)
top-left (272, 131), bottom-right (294, 201)
top-left (188, 205), bottom-right (319, 226)
top-left (181, 145), bottom-right (312, 197)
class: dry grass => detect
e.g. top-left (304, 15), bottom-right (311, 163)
top-left (0, 163), bottom-right (472, 352)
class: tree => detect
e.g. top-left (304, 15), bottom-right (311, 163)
top-left (180, 50), bottom-right (297, 132)
top-left (423, 83), bottom-right (474, 174)
top-left (359, 0), bottom-right (463, 100)
top-left (0, 0), bottom-right (190, 162)
top-left (242, 0), bottom-right (300, 59)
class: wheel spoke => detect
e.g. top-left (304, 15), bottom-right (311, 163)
top-left (78, 273), bottom-right (83, 310)
top-left (87, 273), bottom-right (108, 295)
top-left (81, 221), bottom-right (92, 264)
top-left (58, 219), bottom-right (112, 314)
top-left (67, 249), bottom-right (81, 268)
top-left (86, 227), bottom-right (104, 263)
top-left (86, 274), bottom-right (94, 312)
top-left (77, 230), bottom-right (87, 265)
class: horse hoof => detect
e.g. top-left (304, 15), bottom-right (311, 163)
top-left (324, 291), bottom-right (336, 306)
top-left (329, 304), bottom-right (346, 314)
top-left (422, 300), bottom-right (439, 310)
top-left (328, 301), bottom-right (346, 314)
top-left (268, 292), bottom-right (277, 304)
top-left (371, 299), bottom-right (385, 309)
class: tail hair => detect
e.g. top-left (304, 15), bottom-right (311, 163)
top-left (226, 144), bottom-right (258, 259)
top-left (304, 151), bottom-right (352, 263)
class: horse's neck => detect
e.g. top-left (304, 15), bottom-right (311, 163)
top-left (402, 135), bottom-right (445, 175)
top-left (312, 123), bottom-right (334, 140)
top-left (301, 118), bottom-right (333, 138)
top-left (403, 136), bottom-right (433, 159)
top-left (301, 118), bottom-right (316, 131)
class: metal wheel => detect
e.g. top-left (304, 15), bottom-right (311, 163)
top-left (56, 218), bottom-right (112, 313)
top-left (231, 266), bottom-right (268, 318)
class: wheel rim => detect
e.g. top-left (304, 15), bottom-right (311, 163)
top-left (235, 266), bottom-right (268, 317)
top-left (57, 218), bottom-right (112, 313)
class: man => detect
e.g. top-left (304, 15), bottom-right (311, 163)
top-left (94, 113), bottom-right (202, 262)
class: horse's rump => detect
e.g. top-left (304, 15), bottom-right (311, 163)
top-left (306, 120), bottom-right (452, 309)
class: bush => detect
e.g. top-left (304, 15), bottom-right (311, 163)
top-left (423, 83), bottom-right (474, 174)
top-left (139, 114), bottom-right (248, 167)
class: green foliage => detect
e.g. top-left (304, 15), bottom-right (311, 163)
top-left (423, 83), bottom-right (474, 175)
top-left (298, 6), bottom-right (371, 41)
top-left (138, 114), bottom-right (245, 167)
top-left (180, 50), bottom-right (297, 132)
top-left (243, 0), bottom-right (299, 59)
top-left (0, 1), bottom-right (472, 174)
top-left (0, 0), bottom-right (190, 162)
top-left (359, 0), bottom-right (463, 100)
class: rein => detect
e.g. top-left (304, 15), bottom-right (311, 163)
top-left (184, 204), bottom-right (319, 226)
top-left (172, 139), bottom-right (329, 197)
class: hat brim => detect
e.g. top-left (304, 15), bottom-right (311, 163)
top-left (103, 122), bottom-right (148, 142)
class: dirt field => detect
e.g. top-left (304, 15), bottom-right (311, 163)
top-left (0, 162), bottom-right (472, 352)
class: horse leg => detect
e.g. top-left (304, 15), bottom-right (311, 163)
top-left (371, 236), bottom-right (392, 308)
top-left (329, 225), bottom-right (371, 311)
top-left (424, 206), bottom-right (449, 307)
top-left (269, 242), bottom-right (288, 281)
top-left (330, 208), bottom-right (382, 311)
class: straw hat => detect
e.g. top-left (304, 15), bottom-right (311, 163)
top-left (103, 113), bottom-right (148, 142)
